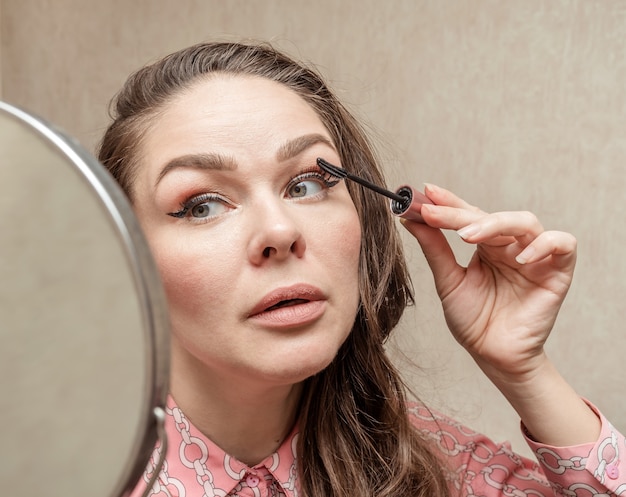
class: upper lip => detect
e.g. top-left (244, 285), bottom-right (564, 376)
top-left (248, 284), bottom-right (325, 317)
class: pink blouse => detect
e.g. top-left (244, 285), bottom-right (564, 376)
top-left (131, 397), bottom-right (625, 497)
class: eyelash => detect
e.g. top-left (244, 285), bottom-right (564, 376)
top-left (167, 166), bottom-right (341, 220)
top-left (167, 192), bottom-right (229, 219)
top-left (285, 168), bottom-right (341, 193)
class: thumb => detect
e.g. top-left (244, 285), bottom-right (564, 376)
top-left (400, 218), bottom-right (464, 297)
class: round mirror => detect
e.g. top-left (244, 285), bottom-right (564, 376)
top-left (0, 101), bottom-right (169, 497)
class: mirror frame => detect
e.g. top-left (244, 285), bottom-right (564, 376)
top-left (0, 101), bottom-right (170, 497)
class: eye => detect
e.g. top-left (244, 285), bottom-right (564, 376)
top-left (190, 199), bottom-right (228, 218)
top-left (286, 172), bottom-right (338, 199)
top-left (168, 193), bottom-right (232, 222)
top-left (288, 178), bottom-right (323, 198)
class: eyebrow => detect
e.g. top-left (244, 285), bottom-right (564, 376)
top-left (154, 133), bottom-right (336, 188)
top-left (275, 133), bottom-right (336, 162)
top-left (154, 153), bottom-right (237, 187)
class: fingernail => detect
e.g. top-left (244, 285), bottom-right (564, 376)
top-left (516, 246), bottom-right (535, 265)
top-left (457, 225), bottom-right (480, 239)
top-left (423, 182), bottom-right (437, 194)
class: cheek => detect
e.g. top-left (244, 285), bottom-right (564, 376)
top-left (339, 223), bottom-right (362, 273)
top-left (148, 235), bottom-right (233, 314)
top-left (339, 207), bottom-right (362, 261)
top-left (317, 207), bottom-right (362, 284)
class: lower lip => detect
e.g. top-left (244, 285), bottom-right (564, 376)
top-left (248, 300), bottom-right (326, 329)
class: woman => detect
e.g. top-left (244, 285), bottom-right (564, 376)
top-left (98, 41), bottom-right (623, 497)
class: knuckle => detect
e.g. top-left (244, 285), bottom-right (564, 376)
top-left (520, 210), bottom-right (539, 225)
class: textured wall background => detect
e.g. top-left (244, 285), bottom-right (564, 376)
top-left (2, 1), bottom-right (625, 458)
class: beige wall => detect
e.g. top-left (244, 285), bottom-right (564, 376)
top-left (3, 0), bottom-right (625, 457)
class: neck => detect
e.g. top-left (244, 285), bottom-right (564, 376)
top-left (169, 348), bottom-right (303, 466)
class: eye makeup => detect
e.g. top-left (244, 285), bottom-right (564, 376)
top-left (316, 157), bottom-right (431, 223)
top-left (167, 193), bottom-right (231, 219)
top-left (287, 167), bottom-right (341, 190)
top-left (166, 163), bottom-right (342, 220)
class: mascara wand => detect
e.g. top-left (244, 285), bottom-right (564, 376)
top-left (316, 157), bottom-right (431, 223)
top-left (317, 158), bottom-right (407, 205)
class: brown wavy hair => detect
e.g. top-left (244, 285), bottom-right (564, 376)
top-left (98, 41), bottom-right (451, 497)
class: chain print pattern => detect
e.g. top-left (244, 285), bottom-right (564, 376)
top-left (531, 417), bottom-right (626, 497)
top-left (142, 446), bottom-right (186, 497)
top-left (132, 398), bottom-right (624, 497)
top-left (409, 403), bottom-right (626, 497)
top-left (594, 431), bottom-right (619, 484)
top-left (134, 402), bottom-right (297, 497)
top-left (409, 405), bottom-right (552, 496)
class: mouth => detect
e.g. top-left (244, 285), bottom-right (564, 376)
top-left (264, 298), bottom-right (310, 312)
top-left (248, 284), bottom-right (326, 327)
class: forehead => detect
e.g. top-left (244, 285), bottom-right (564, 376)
top-left (137, 75), bottom-right (331, 176)
top-left (151, 74), bottom-right (326, 141)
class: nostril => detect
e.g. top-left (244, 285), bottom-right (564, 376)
top-left (255, 234), bottom-right (305, 262)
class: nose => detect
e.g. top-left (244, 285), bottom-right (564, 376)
top-left (247, 203), bottom-right (306, 265)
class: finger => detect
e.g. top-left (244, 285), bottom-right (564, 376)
top-left (424, 183), bottom-right (484, 212)
top-left (400, 219), bottom-right (465, 296)
top-left (515, 230), bottom-right (577, 267)
top-left (457, 211), bottom-right (544, 248)
top-left (420, 203), bottom-right (487, 230)
top-left (421, 204), bottom-right (514, 247)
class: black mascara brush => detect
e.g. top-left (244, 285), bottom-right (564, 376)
top-left (316, 157), bottom-right (431, 223)
top-left (316, 157), bottom-right (407, 204)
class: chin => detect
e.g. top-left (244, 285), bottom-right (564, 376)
top-left (257, 346), bottom-right (342, 386)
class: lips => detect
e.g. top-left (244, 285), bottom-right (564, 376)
top-left (264, 298), bottom-right (310, 311)
top-left (249, 284), bottom-right (325, 316)
top-left (248, 284), bottom-right (326, 328)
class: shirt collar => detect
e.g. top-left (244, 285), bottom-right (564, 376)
top-left (159, 396), bottom-right (300, 497)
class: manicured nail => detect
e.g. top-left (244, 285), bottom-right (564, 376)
top-left (423, 182), bottom-right (437, 194)
top-left (516, 246), bottom-right (535, 265)
top-left (457, 225), bottom-right (480, 239)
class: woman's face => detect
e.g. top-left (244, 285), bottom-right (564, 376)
top-left (132, 75), bottom-right (362, 388)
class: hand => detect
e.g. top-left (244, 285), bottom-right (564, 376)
top-left (401, 183), bottom-right (577, 384)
